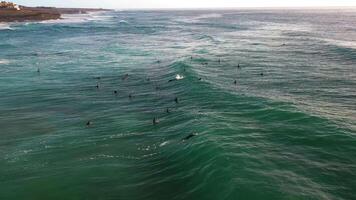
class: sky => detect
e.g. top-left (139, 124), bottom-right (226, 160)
top-left (15, 0), bottom-right (356, 9)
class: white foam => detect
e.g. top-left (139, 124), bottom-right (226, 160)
top-left (195, 13), bottom-right (223, 19)
top-left (0, 23), bottom-right (13, 30)
top-left (175, 74), bottom-right (184, 80)
top-left (259, 22), bottom-right (313, 32)
top-left (322, 38), bottom-right (356, 50)
top-left (39, 12), bottom-right (113, 24)
top-left (0, 59), bottom-right (10, 65)
top-left (159, 141), bottom-right (170, 147)
top-left (39, 14), bottom-right (90, 24)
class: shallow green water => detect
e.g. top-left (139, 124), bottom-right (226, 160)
top-left (0, 9), bottom-right (356, 200)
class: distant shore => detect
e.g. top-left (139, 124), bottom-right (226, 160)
top-left (0, 6), bottom-right (111, 22)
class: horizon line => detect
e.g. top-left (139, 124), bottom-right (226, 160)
top-left (113, 6), bottom-right (356, 10)
top-left (15, 3), bottom-right (356, 10)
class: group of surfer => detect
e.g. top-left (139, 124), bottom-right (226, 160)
top-left (81, 58), bottom-right (197, 141)
top-left (60, 55), bottom-right (263, 142)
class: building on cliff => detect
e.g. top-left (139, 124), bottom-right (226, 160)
top-left (0, 1), bottom-right (20, 10)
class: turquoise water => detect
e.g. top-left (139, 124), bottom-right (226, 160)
top-left (1, 9), bottom-right (356, 200)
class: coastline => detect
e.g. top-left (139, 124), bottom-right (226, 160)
top-left (0, 6), bottom-right (111, 22)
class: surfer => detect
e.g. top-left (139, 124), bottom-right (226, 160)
top-left (37, 68), bottom-right (40, 73)
top-left (234, 80), bottom-right (237, 85)
top-left (122, 73), bottom-right (129, 80)
top-left (166, 108), bottom-right (170, 113)
top-left (175, 97), bottom-right (179, 103)
top-left (86, 121), bottom-right (92, 127)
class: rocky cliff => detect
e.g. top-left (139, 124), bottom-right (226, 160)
top-left (0, 6), bottom-right (110, 22)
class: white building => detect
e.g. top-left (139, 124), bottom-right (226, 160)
top-left (14, 4), bottom-right (20, 10)
top-left (0, 1), bottom-right (21, 10)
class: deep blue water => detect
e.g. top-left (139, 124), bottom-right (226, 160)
top-left (0, 9), bottom-right (356, 200)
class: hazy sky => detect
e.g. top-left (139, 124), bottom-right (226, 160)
top-left (15, 0), bottom-right (356, 9)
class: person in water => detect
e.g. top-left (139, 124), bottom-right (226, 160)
top-left (114, 90), bottom-right (118, 94)
top-left (234, 80), bottom-right (237, 85)
top-left (166, 108), bottom-right (170, 113)
top-left (86, 121), bottom-right (92, 127)
top-left (122, 74), bottom-right (129, 80)
top-left (37, 68), bottom-right (40, 73)
top-left (95, 83), bottom-right (99, 89)
top-left (153, 117), bottom-right (159, 125)
top-left (175, 97), bottom-right (179, 103)
top-left (260, 72), bottom-right (264, 76)
top-left (182, 133), bottom-right (197, 141)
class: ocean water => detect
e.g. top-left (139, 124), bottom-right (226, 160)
top-left (1, 9), bottom-right (356, 200)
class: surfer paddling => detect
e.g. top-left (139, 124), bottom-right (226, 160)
top-left (168, 74), bottom-right (184, 82)
top-left (153, 117), bottom-right (159, 125)
top-left (182, 133), bottom-right (197, 141)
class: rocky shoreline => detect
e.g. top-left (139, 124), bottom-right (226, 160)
top-left (0, 6), bottom-right (111, 22)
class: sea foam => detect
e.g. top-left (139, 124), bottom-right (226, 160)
top-left (0, 23), bottom-right (13, 30)
top-left (0, 59), bottom-right (10, 64)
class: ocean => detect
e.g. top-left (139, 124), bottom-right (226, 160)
top-left (0, 9), bottom-right (356, 200)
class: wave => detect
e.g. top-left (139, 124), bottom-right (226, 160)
top-left (195, 13), bottom-right (223, 19)
top-left (322, 38), bottom-right (356, 50)
top-left (258, 22), bottom-right (313, 33)
top-left (119, 20), bottom-right (129, 24)
top-left (174, 13), bottom-right (223, 23)
top-left (38, 12), bottom-right (113, 24)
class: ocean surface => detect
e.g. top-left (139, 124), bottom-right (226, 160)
top-left (1, 9), bottom-right (356, 200)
